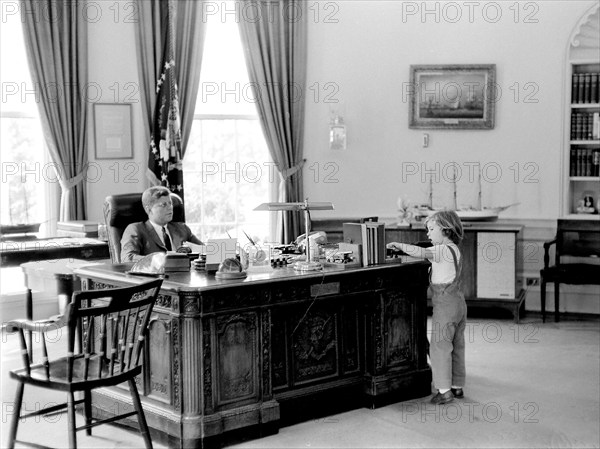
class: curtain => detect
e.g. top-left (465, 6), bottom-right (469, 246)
top-left (237, 0), bottom-right (308, 242)
top-left (20, 0), bottom-right (88, 221)
top-left (135, 0), bottom-right (206, 186)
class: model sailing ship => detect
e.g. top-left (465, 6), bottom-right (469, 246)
top-left (412, 170), bottom-right (518, 222)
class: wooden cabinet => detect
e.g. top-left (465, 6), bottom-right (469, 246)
top-left (562, 4), bottom-right (600, 217)
top-left (313, 219), bottom-right (525, 321)
top-left (385, 224), bottom-right (524, 322)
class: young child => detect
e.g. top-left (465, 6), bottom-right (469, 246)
top-left (386, 210), bottom-right (466, 404)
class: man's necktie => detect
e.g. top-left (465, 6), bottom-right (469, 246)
top-left (162, 227), bottom-right (173, 251)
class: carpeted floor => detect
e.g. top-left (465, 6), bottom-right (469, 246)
top-left (2, 314), bottom-right (599, 448)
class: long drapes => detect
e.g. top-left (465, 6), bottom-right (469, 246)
top-left (135, 0), bottom-right (206, 186)
top-left (20, 0), bottom-right (88, 221)
top-left (237, 0), bottom-right (308, 242)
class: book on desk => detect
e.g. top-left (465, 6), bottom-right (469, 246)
top-left (343, 222), bottom-right (386, 266)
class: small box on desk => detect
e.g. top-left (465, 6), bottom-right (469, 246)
top-left (322, 242), bottom-right (362, 268)
top-left (165, 253), bottom-right (191, 272)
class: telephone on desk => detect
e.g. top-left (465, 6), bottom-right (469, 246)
top-left (294, 231), bottom-right (327, 250)
top-left (386, 240), bottom-right (433, 259)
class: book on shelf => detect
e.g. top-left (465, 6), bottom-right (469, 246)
top-left (571, 148), bottom-right (600, 177)
top-left (57, 220), bottom-right (100, 233)
top-left (571, 111), bottom-right (600, 141)
top-left (572, 72), bottom-right (600, 104)
top-left (584, 74), bottom-right (591, 103)
top-left (577, 73), bottom-right (585, 103)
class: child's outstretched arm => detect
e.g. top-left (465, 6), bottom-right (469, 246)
top-left (386, 242), bottom-right (433, 260)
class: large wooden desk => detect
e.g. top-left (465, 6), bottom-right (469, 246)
top-left (75, 260), bottom-right (431, 448)
top-left (1, 237), bottom-right (109, 267)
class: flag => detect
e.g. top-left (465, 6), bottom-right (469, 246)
top-left (148, 0), bottom-right (184, 209)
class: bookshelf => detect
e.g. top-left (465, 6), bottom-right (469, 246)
top-left (563, 4), bottom-right (600, 218)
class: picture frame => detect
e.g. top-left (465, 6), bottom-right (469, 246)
top-left (408, 64), bottom-right (496, 129)
top-left (93, 103), bottom-right (133, 159)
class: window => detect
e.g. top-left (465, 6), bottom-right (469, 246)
top-left (0, 2), bottom-right (49, 232)
top-left (183, 2), bottom-right (276, 244)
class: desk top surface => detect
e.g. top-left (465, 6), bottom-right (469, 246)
top-left (1, 237), bottom-right (107, 252)
top-left (75, 258), bottom-right (427, 292)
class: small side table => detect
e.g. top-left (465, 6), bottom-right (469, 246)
top-left (20, 259), bottom-right (105, 357)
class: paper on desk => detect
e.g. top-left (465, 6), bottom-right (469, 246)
top-left (184, 242), bottom-right (205, 253)
top-left (205, 238), bottom-right (237, 265)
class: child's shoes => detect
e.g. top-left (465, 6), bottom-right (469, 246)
top-left (430, 390), bottom-right (454, 404)
top-left (451, 387), bottom-right (464, 398)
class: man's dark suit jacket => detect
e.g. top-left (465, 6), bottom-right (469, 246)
top-left (120, 221), bottom-right (202, 262)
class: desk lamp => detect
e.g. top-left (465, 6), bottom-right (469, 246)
top-left (254, 199), bottom-right (334, 271)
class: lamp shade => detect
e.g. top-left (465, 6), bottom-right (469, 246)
top-left (254, 202), bottom-right (334, 211)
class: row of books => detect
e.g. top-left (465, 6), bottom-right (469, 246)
top-left (570, 148), bottom-right (600, 177)
top-left (571, 72), bottom-right (599, 104)
top-left (570, 112), bottom-right (600, 141)
top-left (360, 222), bottom-right (386, 266)
top-left (57, 220), bottom-right (100, 238)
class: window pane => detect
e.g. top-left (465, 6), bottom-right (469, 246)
top-left (184, 1), bottom-right (275, 244)
top-left (184, 119), bottom-right (272, 243)
top-left (1, 1), bottom-right (47, 230)
top-left (0, 118), bottom-right (45, 225)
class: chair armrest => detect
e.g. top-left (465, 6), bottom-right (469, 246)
top-left (542, 238), bottom-right (557, 268)
top-left (6, 315), bottom-right (66, 333)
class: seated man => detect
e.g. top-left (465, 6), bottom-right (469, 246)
top-left (120, 186), bottom-right (203, 262)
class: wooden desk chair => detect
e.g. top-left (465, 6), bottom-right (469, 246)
top-left (6, 278), bottom-right (163, 449)
top-left (540, 219), bottom-right (600, 322)
top-left (103, 193), bottom-right (184, 263)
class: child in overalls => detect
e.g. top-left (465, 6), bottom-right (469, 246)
top-left (386, 210), bottom-right (466, 404)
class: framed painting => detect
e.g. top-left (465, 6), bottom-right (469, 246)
top-left (94, 103), bottom-right (133, 159)
top-left (408, 64), bottom-right (496, 129)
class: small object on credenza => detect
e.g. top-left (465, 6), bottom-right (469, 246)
top-left (57, 220), bottom-right (100, 238)
top-left (57, 220), bottom-right (99, 232)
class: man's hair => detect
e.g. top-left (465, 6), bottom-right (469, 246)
top-left (425, 210), bottom-right (464, 245)
top-left (142, 186), bottom-right (170, 209)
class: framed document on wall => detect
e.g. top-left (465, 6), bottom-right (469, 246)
top-left (94, 103), bottom-right (133, 159)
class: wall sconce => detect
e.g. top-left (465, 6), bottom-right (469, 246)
top-left (329, 115), bottom-right (346, 151)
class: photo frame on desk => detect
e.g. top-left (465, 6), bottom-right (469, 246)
top-left (408, 64), bottom-right (496, 130)
top-left (94, 103), bottom-right (133, 159)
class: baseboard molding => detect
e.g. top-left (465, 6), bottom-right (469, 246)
top-left (524, 284), bottom-right (600, 315)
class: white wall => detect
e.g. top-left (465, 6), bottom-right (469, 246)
top-left (302, 1), bottom-right (596, 220)
top-left (86, 0), bottom-right (148, 222)
top-left (84, 1), bottom-right (596, 222)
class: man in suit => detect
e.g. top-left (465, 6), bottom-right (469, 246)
top-left (120, 186), bottom-right (203, 262)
